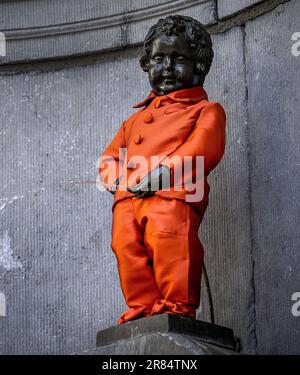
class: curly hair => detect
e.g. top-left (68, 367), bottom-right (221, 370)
top-left (139, 15), bottom-right (214, 86)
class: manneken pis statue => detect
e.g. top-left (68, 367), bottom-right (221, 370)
top-left (98, 15), bottom-right (226, 325)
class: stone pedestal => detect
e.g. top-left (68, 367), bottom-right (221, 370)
top-left (80, 314), bottom-right (239, 355)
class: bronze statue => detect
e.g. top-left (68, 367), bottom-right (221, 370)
top-left (99, 15), bottom-right (226, 325)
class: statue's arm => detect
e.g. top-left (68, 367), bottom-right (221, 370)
top-left (98, 121), bottom-right (126, 194)
top-left (127, 165), bottom-right (171, 198)
top-left (108, 177), bottom-right (121, 195)
top-left (160, 102), bottom-right (226, 182)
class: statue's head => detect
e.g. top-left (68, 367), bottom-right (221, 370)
top-left (139, 15), bottom-right (214, 96)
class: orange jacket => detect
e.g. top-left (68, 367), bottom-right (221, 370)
top-left (99, 85), bottom-right (226, 214)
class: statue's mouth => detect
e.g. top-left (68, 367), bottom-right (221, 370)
top-left (163, 78), bottom-right (176, 84)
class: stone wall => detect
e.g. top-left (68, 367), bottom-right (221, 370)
top-left (0, 0), bottom-right (299, 354)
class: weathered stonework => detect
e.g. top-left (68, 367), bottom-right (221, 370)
top-left (0, 0), bottom-right (299, 355)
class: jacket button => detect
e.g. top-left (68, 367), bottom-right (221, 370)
top-left (134, 134), bottom-right (143, 144)
top-left (143, 112), bottom-right (153, 123)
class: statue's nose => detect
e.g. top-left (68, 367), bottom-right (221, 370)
top-left (164, 57), bottom-right (173, 70)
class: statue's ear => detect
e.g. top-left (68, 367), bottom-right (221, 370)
top-left (193, 73), bottom-right (200, 85)
top-left (196, 62), bottom-right (206, 75)
top-left (194, 62), bottom-right (206, 84)
top-left (139, 56), bottom-right (149, 72)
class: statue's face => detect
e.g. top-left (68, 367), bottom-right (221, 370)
top-left (148, 34), bottom-right (198, 95)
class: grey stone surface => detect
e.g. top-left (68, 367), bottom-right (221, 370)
top-left (0, 0), bottom-right (174, 29)
top-left (217, 0), bottom-right (263, 19)
top-left (0, 0), bottom-right (216, 64)
top-left (96, 314), bottom-right (236, 350)
top-left (81, 332), bottom-right (238, 355)
top-left (245, 0), bottom-right (300, 354)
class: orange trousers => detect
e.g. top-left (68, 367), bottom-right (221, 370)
top-left (111, 195), bottom-right (204, 325)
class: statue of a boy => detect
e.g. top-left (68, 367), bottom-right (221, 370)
top-left (99, 15), bottom-right (226, 325)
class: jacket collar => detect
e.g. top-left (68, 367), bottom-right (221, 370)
top-left (132, 85), bottom-right (208, 108)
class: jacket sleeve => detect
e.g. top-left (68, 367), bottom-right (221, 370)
top-left (98, 121), bottom-right (127, 192)
top-left (160, 102), bottom-right (226, 187)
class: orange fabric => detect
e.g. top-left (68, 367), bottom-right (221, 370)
top-left (111, 196), bottom-right (204, 325)
top-left (151, 300), bottom-right (196, 319)
top-left (98, 86), bottom-right (226, 213)
top-left (99, 86), bottom-right (226, 324)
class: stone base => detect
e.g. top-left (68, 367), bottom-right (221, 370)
top-left (79, 314), bottom-right (240, 355)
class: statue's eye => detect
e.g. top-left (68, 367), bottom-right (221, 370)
top-left (176, 56), bottom-right (186, 62)
top-left (153, 56), bottom-right (163, 63)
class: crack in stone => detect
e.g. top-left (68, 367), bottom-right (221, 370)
top-left (241, 23), bottom-right (258, 354)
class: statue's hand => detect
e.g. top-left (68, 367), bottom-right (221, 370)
top-left (127, 173), bottom-right (154, 198)
top-left (108, 177), bottom-right (121, 195)
top-left (127, 165), bottom-right (171, 198)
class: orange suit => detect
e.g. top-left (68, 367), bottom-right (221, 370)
top-left (99, 86), bottom-right (226, 324)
